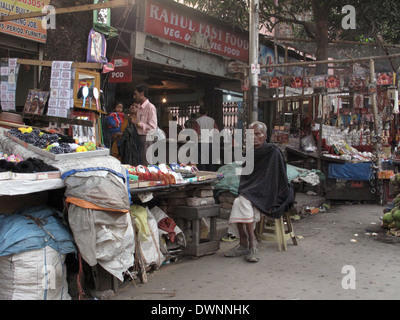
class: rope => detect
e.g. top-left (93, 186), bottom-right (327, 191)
top-left (77, 252), bottom-right (85, 300)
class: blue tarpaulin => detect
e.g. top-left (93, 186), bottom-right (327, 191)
top-left (328, 163), bottom-right (372, 181)
top-left (0, 206), bottom-right (76, 257)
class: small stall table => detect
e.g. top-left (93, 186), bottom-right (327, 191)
top-left (130, 177), bottom-right (222, 257)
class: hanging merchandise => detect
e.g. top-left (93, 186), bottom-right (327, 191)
top-left (303, 76), bottom-right (313, 88)
top-left (93, 0), bottom-right (119, 39)
top-left (377, 89), bottom-right (391, 112)
top-left (354, 93), bottom-right (364, 110)
top-left (47, 61), bottom-right (74, 117)
top-left (268, 76), bottom-right (283, 88)
top-left (0, 58), bottom-right (19, 112)
top-left (377, 72), bottom-right (394, 86)
top-left (317, 94), bottom-right (323, 118)
top-left (87, 29), bottom-right (108, 63)
top-left (349, 75), bottom-right (367, 91)
top-left (311, 75), bottom-right (326, 88)
top-left (394, 90), bottom-right (399, 114)
top-left (325, 75), bottom-right (340, 89)
top-left (23, 90), bottom-right (50, 115)
top-left (290, 77), bottom-right (303, 88)
top-left (102, 62), bottom-right (115, 74)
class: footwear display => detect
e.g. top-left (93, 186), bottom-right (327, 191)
top-left (224, 245), bottom-right (249, 257)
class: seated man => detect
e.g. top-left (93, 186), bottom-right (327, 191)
top-left (224, 121), bottom-right (294, 262)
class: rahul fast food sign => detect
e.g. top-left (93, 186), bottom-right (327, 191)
top-left (144, 0), bottom-right (249, 62)
top-left (0, 0), bottom-right (50, 43)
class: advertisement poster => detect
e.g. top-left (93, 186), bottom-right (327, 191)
top-left (259, 44), bottom-right (275, 77)
top-left (0, 0), bottom-right (50, 43)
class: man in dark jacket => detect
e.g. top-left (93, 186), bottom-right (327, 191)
top-left (224, 121), bottom-right (293, 262)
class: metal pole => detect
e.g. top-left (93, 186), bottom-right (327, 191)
top-left (249, 0), bottom-right (259, 123)
top-left (369, 59), bottom-right (382, 171)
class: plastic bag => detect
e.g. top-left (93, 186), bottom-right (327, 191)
top-left (301, 134), bottom-right (317, 152)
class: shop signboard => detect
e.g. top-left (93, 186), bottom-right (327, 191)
top-left (144, 0), bottom-right (249, 62)
top-left (108, 57), bottom-right (132, 83)
top-left (0, 0), bottom-right (50, 43)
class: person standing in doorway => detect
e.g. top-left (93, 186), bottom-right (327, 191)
top-left (193, 105), bottom-right (219, 171)
top-left (133, 83), bottom-right (157, 165)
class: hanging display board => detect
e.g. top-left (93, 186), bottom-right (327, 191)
top-left (0, 0), bottom-right (50, 43)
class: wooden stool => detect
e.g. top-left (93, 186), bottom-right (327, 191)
top-left (256, 211), bottom-right (297, 251)
top-left (174, 205), bottom-right (220, 257)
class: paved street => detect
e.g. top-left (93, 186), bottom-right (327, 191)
top-left (112, 202), bottom-right (400, 300)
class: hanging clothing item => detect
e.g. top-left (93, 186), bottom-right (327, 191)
top-left (119, 122), bottom-right (142, 166)
top-left (318, 94), bottom-right (323, 118)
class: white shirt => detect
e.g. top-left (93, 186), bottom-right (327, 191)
top-left (195, 115), bottom-right (218, 142)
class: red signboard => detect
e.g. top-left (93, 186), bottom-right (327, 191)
top-left (144, 0), bottom-right (249, 62)
top-left (108, 57), bottom-right (132, 83)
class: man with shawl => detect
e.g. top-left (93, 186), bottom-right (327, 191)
top-left (224, 121), bottom-right (294, 262)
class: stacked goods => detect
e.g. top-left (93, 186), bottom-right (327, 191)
top-left (162, 190), bottom-right (188, 215)
top-left (186, 185), bottom-right (215, 207)
top-left (218, 192), bottom-right (236, 219)
top-left (157, 186), bottom-right (217, 240)
top-left (157, 186), bottom-right (216, 216)
top-left (0, 153), bottom-right (60, 181)
top-left (383, 174), bottom-right (400, 234)
top-left (390, 173), bottom-right (400, 195)
top-left (6, 128), bottom-right (98, 155)
top-left (125, 164), bottom-right (221, 189)
top-left (382, 199), bottom-right (400, 230)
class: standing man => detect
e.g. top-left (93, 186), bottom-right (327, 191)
top-left (224, 121), bottom-right (293, 263)
top-left (193, 105), bottom-right (219, 171)
top-left (133, 83), bottom-right (157, 165)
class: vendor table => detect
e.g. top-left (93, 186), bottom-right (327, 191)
top-left (174, 205), bottom-right (220, 257)
top-left (323, 162), bottom-right (378, 202)
top-left (0, 179), bottom-right (65, 196)
top-left (285, 146), bottom-right (379, 202)
top-left (130, 177), bottom-right (222, 258)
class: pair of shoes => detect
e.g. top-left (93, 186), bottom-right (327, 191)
top-left (224, 245), bottom-right (249, 257)
top-left (221, 234), bottom-right (238, 242)
top-left (246, 248), bottom-right (259, 262)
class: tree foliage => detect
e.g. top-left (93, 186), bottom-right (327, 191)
top-left (179, 0), bottom-right (400, 72)
top-left (39, 0), bottom-right (93, 89)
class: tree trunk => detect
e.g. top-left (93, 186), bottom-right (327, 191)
top-left (311, 0), bottom-right (330, 75)
top-left (39, 0), bottom-right (94, 90)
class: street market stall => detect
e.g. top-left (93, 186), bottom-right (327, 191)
top-left (263, 54), bottom-right (400, 204)
top-left (0, 122), bottom-right (223, 299)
